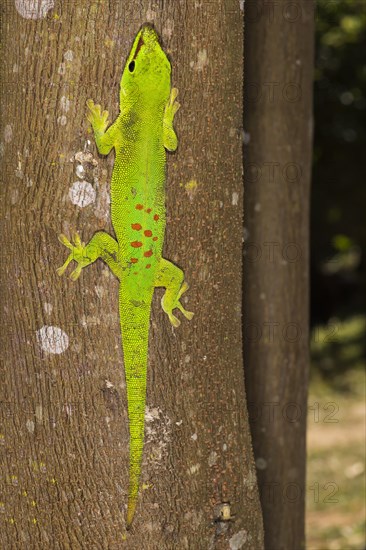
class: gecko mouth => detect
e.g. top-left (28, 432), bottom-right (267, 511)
top-left (132, 35), bottom-right (144, 60)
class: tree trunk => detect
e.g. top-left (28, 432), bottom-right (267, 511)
top-left (244, 2), bottom-right (314, 549)
top-left (1, 2), bottom-right (263, 548)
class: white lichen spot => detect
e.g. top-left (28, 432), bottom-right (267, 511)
top-left (243, 227), bottom-right (249, 242)
top-left (74, 150), bottom-right (98, 166)
top-left (196, 48), bottom-right (208, 71)
top-left (145, 406), bottom-right (172, 465)
top-left (239, 0), bottom-right (245, 12)
top-left (57, 115), bottom-right (67, 126)
top-left (43, 302), bottom-right (53, 315)
top-left (69, 180), bottom-right (96, 208)
top-left (37, 325), bottom-right (69, 354)
top-left (4, 125), bottom-right (13, 143)
top-left (188, 463), bottom-right (200, 475)
top-left (223, 443), bottom-right (227, 451)
top-left (14, 0), bottom-right (54, 20)
top-left (256, 457), bottom-right (267, 470)
top-left (176, 419), bottom-right (183, 426)
top-left (254, 202), bottom-right (261, 212)
top-left (229, 529), bottom-right (248, 550)
top-left (184, 354), bottom-right (191, 364)
top-left (75, 164), bottom-right (85, 179)
top-left (60, 96), bottom-right (71, 112)
top-left (232, 191), bottom-right (239, 206)
top-left (13, 63), bottom-right (19, 73)
top-left (26, 420), bottom-right (35, 433)
top-left (191, 433), bottom-right (198, 441)
top-left (259, 292), bottom-right (266, 300)
top-left (208, 451), bottom-right (218, 466)
top-left (64, 49), bottom-right (74, 62)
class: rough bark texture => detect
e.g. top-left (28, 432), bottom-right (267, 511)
top-left (1, 1), bottom-right (263, 549)
top-left (244, 2), bottom-right (314, 549)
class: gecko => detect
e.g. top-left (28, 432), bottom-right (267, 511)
top-left (57, 23), bottom-right (193, 529)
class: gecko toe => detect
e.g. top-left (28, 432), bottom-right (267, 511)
top-left (169, 314), bottom-right (181, 327)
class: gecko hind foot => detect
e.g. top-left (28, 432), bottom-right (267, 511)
top-left (176, 282), bottom-right (194, 320)
top-left (56, 232), bottom-right (87, 281)
top-left (161, 281), bottom-right (194, 327)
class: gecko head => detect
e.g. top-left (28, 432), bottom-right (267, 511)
top-left (120, 24), bottom-right (171, 108)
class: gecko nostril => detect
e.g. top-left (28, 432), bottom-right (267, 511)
top-left (128, 61), bottom-right (135, 72)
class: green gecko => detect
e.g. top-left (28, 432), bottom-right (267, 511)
top-left (57, 24), bottom-right (193, 529)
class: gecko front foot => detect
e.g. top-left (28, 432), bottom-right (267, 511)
top-left (86, 99), bottom-right (109, 132)
top-left (164, 87), bottom-right (180, 121)
top-left (56, 233), bottom-right (89, 281)
top-left (163, 88), bottom-right (180, 151)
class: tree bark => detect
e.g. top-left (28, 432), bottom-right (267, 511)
top-left (244, 2), bottom-right (314, 549)
top-left (1, 1), bottom-right (263, 548)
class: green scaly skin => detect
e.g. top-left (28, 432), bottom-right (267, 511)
top-left (57, 24), bottom-right (193, 529)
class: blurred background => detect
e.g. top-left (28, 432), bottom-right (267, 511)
top-left (308, 0), bottom-right (365, 547)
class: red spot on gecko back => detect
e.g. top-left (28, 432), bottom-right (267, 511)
top-left (153, 214), bottom-right (159, 221)
top-left (131, 241), bottom-right (143, 248)
top-left (144, 250), bottom-right (153, 258)
top-left (146, 208), bottom-right (152, 214)
top-left (146, 264), bottom-right (151, 269)
top-left (131, 223), bottom-right (142, 231)
top-left (152, 236), bottom-right (158, 241)
top-left (135, 204), bottom-right (144, 210)
top-left (130, 258), bottom-right (138, 264)
top-left (144, 230), bottom-right (152, 237)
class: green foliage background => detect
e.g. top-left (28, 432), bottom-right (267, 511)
top-left (311, 0), bottom-right (366, 379)
top-left (309, 6), bottom-right (365, 548)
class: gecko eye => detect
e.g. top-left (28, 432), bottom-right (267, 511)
top-left (128, 61), bottom-right (135, 73)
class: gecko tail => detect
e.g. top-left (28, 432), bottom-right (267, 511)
top-left (119, 286), bottom-right (152, 531)
top-left (125, 435), bottom-right (144, 530)
top-left (126, 496), bottom-right (138, 530)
